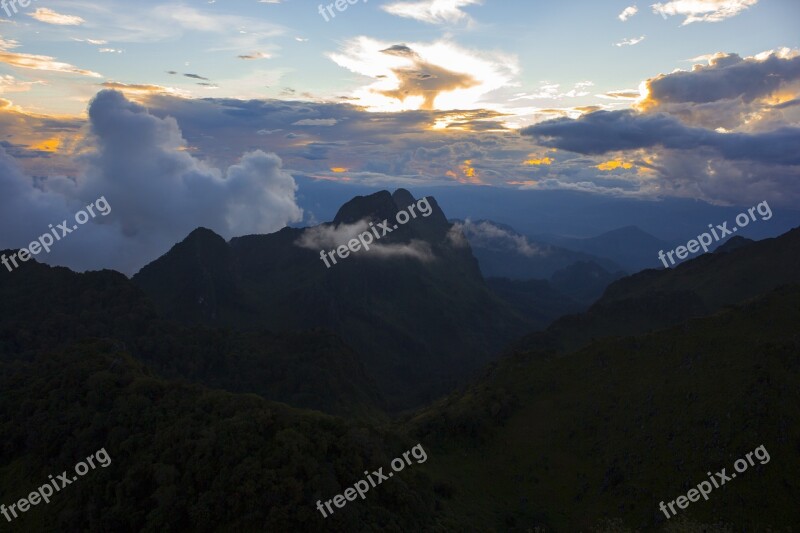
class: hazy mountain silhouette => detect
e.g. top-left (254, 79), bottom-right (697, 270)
top-left (536, 225), bottom-right (672, 272)
top-left (550, 260), bottom-right (626, 304)
top-left (512, 226), bottom-right (800, 355)
top-left (133, 190), bottom-right (535, 409)
top-left (454, 218), bottom-right (623, 279)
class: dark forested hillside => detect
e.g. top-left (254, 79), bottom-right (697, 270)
top-left (0, 341), bottom-right (443, 532)
top-left (0, 256), bottom-right (384, 419)
top-left (406, 285), bottom-right (800, 530)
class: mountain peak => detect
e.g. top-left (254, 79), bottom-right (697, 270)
top-left (184, 227), bottom-right (227, 244)
top-left (332, 190), bottom-right (397, 225)
top-left (715, 235), bottom-right (755, 253)
top-left (392, 188), bottom-right (416, 209)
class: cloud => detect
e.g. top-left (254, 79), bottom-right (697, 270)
top-left (522, 109), bottom-right (800, 166)
top-left (293, 118), bottom-right (338, 126)
top-left (329, 37), bottom-right (518, 111)
top-left (446, 224), bottom-right (469, 247)
top-left (0, 90), bottom-right (302, 274)
top-left (0, 38), bottom-right (101, 77)
top-left (0, 74), bottom-right (41, 95)
top-left (29, 8), bottom-right (85, 25)
top-left (296, 220), bottom-right (370, 250)
top-left (73, 38), bottom-right (108, 45)
top-left (368, 240), bottom-right (435, 261)
top-left (637, 49), bottom-right (800, 129)
top-left (511, 81), bottom-right (595, 101)
top-left (618, 5), bottom-right (638, 21)
top-left (614, 36), bottom-right (645, 47)
top-left (101, 82), bottom-right (187, 97)
top-left (516, 46), bottom-right (800, 205)
top-left (238, 52), bottom-right (272, 60)
top-left (383, 0), bottom-right (481, 25)
top-left (295, 221), bottom-right (435, 263)
top-left (640, 50), bottom-right (800, 107)
top-left (652, 0), bottom-right (758, 24)
top-left (598, 89), bottom-right (641, 100)
top-left (456, 219), bottom-right (545, 257)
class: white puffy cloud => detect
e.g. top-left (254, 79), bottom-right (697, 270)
top-left (618, 5), bottom-right (638, 21)
top-left (382, 0), bottom-right (481, 25)
top-left (0, 90), bottom-right (302, 274)
top-left (652, 0), bottom-right (758, 25)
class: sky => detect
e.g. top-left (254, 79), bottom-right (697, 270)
top-left (1, 0), bottom-right (799, 274)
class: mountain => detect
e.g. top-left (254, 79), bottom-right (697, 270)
top-left (2, 206), bottom-right (799, 532)
top-left (549, 260), bottom-right (626, 304)
top-left (406, 284), bottom-right (800, 530)
top-left (512, 226), bottom-right (800, 355)
top-left (0, 255), bottom-right (385, 419)
top-left (715, 235), bottom-right (755, 253)
top-left (485, 278), bottom-right (583, 326)
top-left (0, 340), bottom-right (444, 532)
top-left (454, 218), bottom-right (624, 279)
top-left (133, 190), bottom-right (534, 410)
top-left (536, 225), bottom-right (672, 272)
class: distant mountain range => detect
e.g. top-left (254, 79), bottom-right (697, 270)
top-left (534, 225), bottom-right (673, 272)
top-left (452, 218), bottom-right (624, 278)
top-left (298, 181), bottom-right (800, 243)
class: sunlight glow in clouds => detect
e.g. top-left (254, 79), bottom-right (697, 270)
top-left (329, 37), bottom-right (518, 112)
top-left (29, 8), bottom-right (85, 26)
top-left (0, 38), bottom-right (101, 78)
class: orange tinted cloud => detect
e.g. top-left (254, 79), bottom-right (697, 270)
top-left (451, 159), bottom-right (482, 184)
top-left (523, 157), bottom-right (553, 166)
top-left (596, 159), bottom-right (634, 171)
top-left (30, 137), bottom-right (61, 152)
